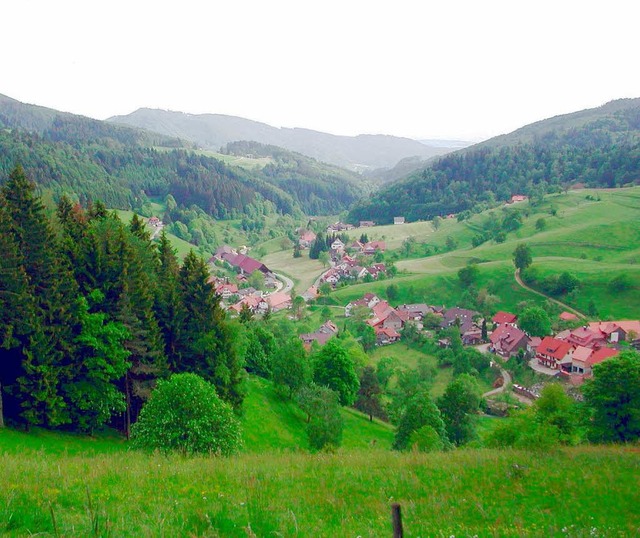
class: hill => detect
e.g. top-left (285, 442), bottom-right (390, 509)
top-left (0, 93), bottom-right (370, 217)
top-left (108, 107), bottom-right (455, 171)
top-left (348, 98), bottom-right (640, 224)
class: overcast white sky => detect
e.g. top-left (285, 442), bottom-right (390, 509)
top-left (2, 0), bottom-right (639, 141)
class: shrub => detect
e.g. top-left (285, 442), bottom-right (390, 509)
top-left (131, 373), bottom-right (241, 456)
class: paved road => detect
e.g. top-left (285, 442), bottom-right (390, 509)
top-left (273, 272), bottom-right (294, 294)
top-left (514, 268), bottom-right (585, 318)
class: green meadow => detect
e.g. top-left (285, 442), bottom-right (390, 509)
top-left (321, 187), bottom-right (640, 319)
top-left (2, 431), bottom-right (639, 537)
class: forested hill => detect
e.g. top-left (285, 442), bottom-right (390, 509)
top-left (108, 107), bottom-right (454, 171)
top-left (0, 94), bottom-right (368, 217)
top-left (348, 98), bottom-right (640, 224)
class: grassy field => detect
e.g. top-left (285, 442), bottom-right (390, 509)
top-left (262, 249), bottom-right (326, 292)
top-left (1, 435), bottom-right (639, 537)
top-left (323, 187), bottom-right (640, 319)
top-left (241, 376), bottom-right (394, 452)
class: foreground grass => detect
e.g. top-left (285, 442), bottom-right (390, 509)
top-left (1, 439), bottom-right (638, 537)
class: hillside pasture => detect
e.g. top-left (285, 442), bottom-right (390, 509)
top-left (1, 440), bottom-right (638, 537)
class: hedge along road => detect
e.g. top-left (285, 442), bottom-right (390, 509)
top-left (514, 269), bottom-right (585, 319)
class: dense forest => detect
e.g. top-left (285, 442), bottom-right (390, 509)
top-left (349, 103), bottom-right (640, 223)
top-left (0, 96), bottom-right (372, 218)
top-left (0, 166), bottom-right (245, 434)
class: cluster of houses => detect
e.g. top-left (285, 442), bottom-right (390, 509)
top-left (208, 245), bottom-right (293, 315)
top-left (488, 311), bottom-right (639, 384)
top-left (320, 240), bottom-right (388, 286)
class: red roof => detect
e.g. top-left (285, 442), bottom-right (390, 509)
top-left (492, 311), bottom-right (517, 324)
top-left (559, 312), bottom-right (578, 321)
top-left (587, 347), bottom-right (619, 366)
top-left (375, 327), bottom-right (401, 338)
top-left (536, 337), bottom-right (573, 360)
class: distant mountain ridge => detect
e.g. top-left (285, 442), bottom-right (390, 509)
top-left (348, 98), bottom-right (640, 224)
top-left (0, 93), bottom-right (371, 217)
top-left (108, 108), bottom-right (456, 171)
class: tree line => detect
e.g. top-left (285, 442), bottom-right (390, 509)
top-left (0, 165), bottom-right (243, 434)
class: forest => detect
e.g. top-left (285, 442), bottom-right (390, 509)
top-left (348, 122), bottom-right (640, 223)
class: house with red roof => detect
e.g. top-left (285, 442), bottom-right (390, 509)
top-left (570, 346), bottom-right (619, 380)
top-left (367, 301), bottom-right (395, 327)
top-left (363, 241), bottom-right (386, 255)
top-left (588, 321), bottom-right (640, 344)
top-left (536, 337), bottom-right (574, 370)
top-left (375, 326), bottom-right (401, 346)
top-left (215, 282), bottom-right (239, 300)
top-left (566, 326), bottom-right (604, 349)
top-left (299, 320), bottom-right (339, 349)
top-left (559, 311), bottom-right (578, 322)
top-left (490, 324), bottom-right (530, 358)
top-left (298, 230), bottom-right (317, 249)
top-left (492, 311), bottom-right (518, 326)
top-left (265, 291), bottom-right (292, 312)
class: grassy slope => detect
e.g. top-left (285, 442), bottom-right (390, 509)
top-left (328, 187), bottom-right (640, 318)
top-left (241, 376), bottom-right (394, 452)
top-left (1, 435), bottom-right (639, 536)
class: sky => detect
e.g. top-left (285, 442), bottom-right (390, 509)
top-left (2, 0), bottom-right (639, 141)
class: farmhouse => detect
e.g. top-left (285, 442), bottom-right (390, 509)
top-left (492, 311), bottom-right (518, 326)
top-left (375, 326), bottom-right (401, 346)
top-left (265, 291), bottom-right (292, 312)
top-left (490, 324), bottom-right (529, 358)
top-left (298, 230), bottom-right (317, 248)
top-left (393, 216), bottom-right (405, 225)
top-left (299, 320), bottom-right (339, 349)
top-left (440, 307), bottom-right (480, 334)
top-left (536, 337), bottom-right (573, 370)
top-left (359, 220), bottom-right (375, 227)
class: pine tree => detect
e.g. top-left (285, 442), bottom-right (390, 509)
top-left (177, 251), bottom-right (245, 409)
top-left (2, 166), bottom-right (79, 427)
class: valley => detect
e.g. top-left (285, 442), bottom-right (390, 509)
top-left (1, 93), bottom-right (640, 537)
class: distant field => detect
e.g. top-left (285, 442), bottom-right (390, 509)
top-left (262, 249), bottom-right (326, 292)
top-left (328, 187), bottom-right (640, 319)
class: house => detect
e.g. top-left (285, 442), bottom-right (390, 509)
top-left (344, 293), bottom-right (381, 317)
top-left (396, 303), bottom-right (431, 321)
top-left (375, 326), bottom-right (401, 345)
top-left (349, 240), bottom-right (365, 254)
top-left (330, 238), bottom-right (345, 252)
top-left (462, 328), bottom-right (484, 346)
top-left (359, 220), bottom-right (375, 227)
top-left (298, 230), bottom-right (317, 248)
top-left (492, 311), bottom-right (518, 326)
top-left (228, 294), bottom-right (266, 315)
top-left (321, 268), bottom-right (340, 285)
top-left (367, 263), bottom-right (386, 279)
top-left (301, 285), bottom-right (319, 302)
top-left (382, 310), bottom-right (409, 331)
top-left (300, 331), bottom-right (334, 348)
top-left (299, 320), bottom-right (339, 349)
top-left (440, 307), bottom-right (480, 334)
top-left (215, 282), bottom-right (238, 300)
top-left (148, 216), bottom-right (162, 227)
top-left (509, 195), bottom-right (529, 204)
top-left (536, 337), bottom-right (574, 370)
top-left (559, 311), bottom-right (578, 322)
top-left (588, 320), bottom-right (640, 343)
top-left (571, 346), bottom-right (619, 378)
top-left (218, 250), bottom-right (271, 276)
top-left (566, 326), bottom-right (604, 349)
top-left (327, 222), bottom-right (355, 233)
top-left (490, 324), bottom-right (530, 358)
top-left (210, 245), bottom-right (237, 263)
top-left (349, 266), bottom-right (368, 280)
top-left (363, 241), bottom-right (386, 255)
top-left (394, 217), bottom-right (405, 225)
top-left (265, 291), bottom-right (292, 312)
top-left (367, 301), bottom-right (395, 327)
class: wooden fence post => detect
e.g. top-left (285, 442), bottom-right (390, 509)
top-left (391, 503), bottom-right (403, 538)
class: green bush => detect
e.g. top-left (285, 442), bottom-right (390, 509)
top-left (131, 373), bottom-right (242, 456)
